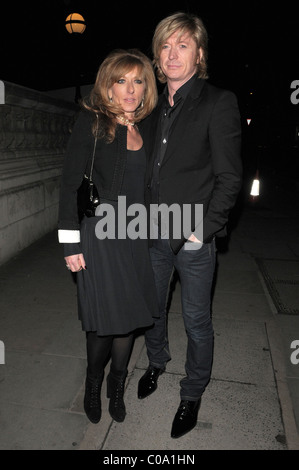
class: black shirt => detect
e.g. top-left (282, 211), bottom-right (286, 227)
top-left (151, 74), bottom-right (197, 205)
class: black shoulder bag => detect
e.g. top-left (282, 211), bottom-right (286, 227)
top-left (77, 115), bottom-right (100, 221)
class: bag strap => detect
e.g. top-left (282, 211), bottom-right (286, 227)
top-left (87, 113), bottom-right (99, 181)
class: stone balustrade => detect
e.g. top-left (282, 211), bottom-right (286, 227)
top-left (0, 81), bottom-right (78, 265)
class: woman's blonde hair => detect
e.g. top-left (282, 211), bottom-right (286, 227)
top-left (82, 49), bottom-right (158, 142)
top-left (152, 12), bottom-right (209, 83)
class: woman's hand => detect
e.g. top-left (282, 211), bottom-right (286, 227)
top-left (65, 253), bottom-right (86, 272)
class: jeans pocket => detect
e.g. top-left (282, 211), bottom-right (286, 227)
top-left (183, 240), bottom-right (203, 251)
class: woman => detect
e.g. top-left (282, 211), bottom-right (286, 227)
top-left (58, 49), bottom-right (158, 424)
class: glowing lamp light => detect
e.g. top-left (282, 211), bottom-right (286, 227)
top-left (250, 170), bottom-right (260, 201)
top-left (65, 13), bottom-right (86, 34)
top-left (250, 178), bottom-right (260, 196)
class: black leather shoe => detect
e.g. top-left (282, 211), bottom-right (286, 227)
top-left (138, 366), bottom-right (163, 399)
top-left (171, 399), bottom-right (201, 438)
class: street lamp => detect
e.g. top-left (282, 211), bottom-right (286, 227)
top-left (65, 13), bottom-right (86, 34)
top-left (65, 13), bottom-right (86, 102)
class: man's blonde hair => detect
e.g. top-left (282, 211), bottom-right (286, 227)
top-left (152, 12), bottom-right (209, 83)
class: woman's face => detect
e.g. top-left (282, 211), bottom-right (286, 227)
top-left (108, 66), bottom-right (145, 117)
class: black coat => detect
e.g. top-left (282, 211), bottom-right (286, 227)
top-left (58, 111), bottom-right (128, 234)
top-left (140, 78), bottom-right (243, 254)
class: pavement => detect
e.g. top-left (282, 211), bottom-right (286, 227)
top-left (1, 174), bottom-right (299, 453)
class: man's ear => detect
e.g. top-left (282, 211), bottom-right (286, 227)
top-left (197, 47), bottom-right (204, 64)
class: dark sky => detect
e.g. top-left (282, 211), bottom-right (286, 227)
top-left (1, 1), bottom-right (298, 180)
top-left (1, 0), bottom-right (298, 96)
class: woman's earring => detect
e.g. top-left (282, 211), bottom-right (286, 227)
top-left (109, 96), bottom-right (112, 102)
top-left (140, 98), bottom-right (144, 108)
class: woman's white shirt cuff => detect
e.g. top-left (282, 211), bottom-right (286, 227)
top-left (58, 230), bottom-right (80, 243)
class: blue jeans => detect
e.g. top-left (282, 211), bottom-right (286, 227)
top-left (145, 238), bottom-right (216, 400)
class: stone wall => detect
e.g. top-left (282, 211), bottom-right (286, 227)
top-left (0, 81), bottom-right (78, 265)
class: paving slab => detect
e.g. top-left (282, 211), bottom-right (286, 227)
top-left (0, 404), bottom-right (87, 450)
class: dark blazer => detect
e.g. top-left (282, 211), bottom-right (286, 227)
top-left (140, 78), bottom-right (242, 254)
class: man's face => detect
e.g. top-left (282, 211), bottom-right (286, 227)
top-left (159, 30), bottom-right (202, 85)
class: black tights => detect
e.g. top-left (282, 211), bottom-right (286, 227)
top-left (86, 331), bottom-right (134, 378)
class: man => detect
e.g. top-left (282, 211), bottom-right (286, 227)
top-left (138, 12), bottom-right (242, 438)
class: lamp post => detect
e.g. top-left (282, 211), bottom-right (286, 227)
top-left (65, 13), bottom-right (86, 102)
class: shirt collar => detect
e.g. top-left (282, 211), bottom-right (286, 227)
top-left (163, 73), bottom-right (197, 105)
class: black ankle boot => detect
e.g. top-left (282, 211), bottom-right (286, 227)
top-left (106, 371), bottom-right (127, 422)
top-left (84, 371), bottom-right (103, 424)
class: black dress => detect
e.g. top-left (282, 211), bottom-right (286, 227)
top-left (76, 146), bottom-right (158, 336)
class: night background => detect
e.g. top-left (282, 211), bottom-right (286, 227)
top-left (1, 1), bottom-right (299, 450)
top-left (1, 0), bottom-right (299, 197)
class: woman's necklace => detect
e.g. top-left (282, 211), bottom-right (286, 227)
top-left (116, 115), bottom-right (135, 127)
